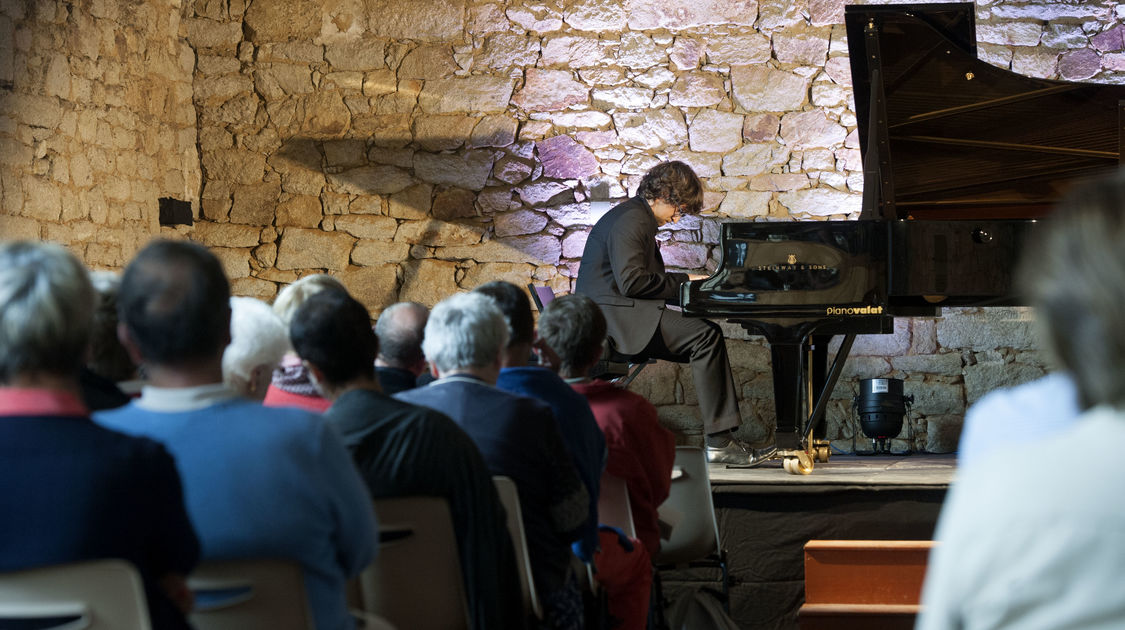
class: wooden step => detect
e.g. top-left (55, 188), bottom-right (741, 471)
top-left (799, 540), bottom-right (934, 630)
top-left (799, 604), bottom-right (919, 630)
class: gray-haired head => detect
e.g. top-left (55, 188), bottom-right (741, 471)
top-left (223, 296), bottom-right (289, 400)
top-left (537, 293), bottom-right (607, 378)
top-left (375, 302), bottom-right (429, 370)
top-left (272, 273), bottom-right (347, 328)
top-left (1019, 169), bottom-right (1125, 410)
top-left (421, 292), bottom-right (509, 374)
top-left (0, 241), bottom-right (95, 383)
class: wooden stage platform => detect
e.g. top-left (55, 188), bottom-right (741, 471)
top-left (661, 454), bottom-right (956, 629)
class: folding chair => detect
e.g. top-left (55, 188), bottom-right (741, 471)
top-left (597, 471), bottom-right (636, 539)
top-left (358, 496), bottom-right (470, 630)
top-left (493, 475), bottom-right (544, 621)
top-left (189, 558), bottom-right (314, 630)
top-left (0, 559), bottom-right (151, 630)
top-left (654, 447), bottom-right (730, 607)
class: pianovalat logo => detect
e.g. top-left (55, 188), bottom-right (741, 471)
top-left (826, 305), bottom-right (884, 316)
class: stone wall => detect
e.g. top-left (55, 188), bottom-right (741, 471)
top-left (4, 0), bottom-right (1123, 451)
top-left (0, 0), bottom-right (199, 267)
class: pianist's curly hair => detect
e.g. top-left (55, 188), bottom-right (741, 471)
top-left (1019, 169), bottom-right (1125, 410)
top-left (637, 161), bottom-right (704, 215)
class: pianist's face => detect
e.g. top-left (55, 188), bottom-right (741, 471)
top-left (650, 199), bottom-right (680, 225)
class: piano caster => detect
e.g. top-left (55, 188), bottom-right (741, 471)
top-left (813, 440), bottom-right (831, 463)
top-left (781, 450), bottom-right (815, 475)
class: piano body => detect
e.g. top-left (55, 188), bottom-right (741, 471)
top-left (681, 2), bottom-right (1125, 473)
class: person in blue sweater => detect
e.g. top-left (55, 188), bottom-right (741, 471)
top-left (95, 239), bottom-right (376, 630)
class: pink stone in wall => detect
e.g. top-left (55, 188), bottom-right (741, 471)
top-left (512, 68), bottom-right (588, 111)
top-left (1057, 48), bottom-right (1101, 80)
top-left (1091, 24), bottom-right (1125, 52)
top-left (809, 0), bottom-right (845, 26)
top-left (536, 135), bottom-right (600, 179)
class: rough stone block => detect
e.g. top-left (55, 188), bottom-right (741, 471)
top-left (936, 307), bottom-right (1038, 352)
top-left (717, 191), bottom-right (770, 218)
top-left (0, 215), bottom-right (41, 240)
top-left (668, 72), bottom-right (726, 108)
top-left (210, 246), bottom-right (251, 279)
top-left (494, 209), bottom-right (548, 237)
top-left (748, 173), bottom-right (809, 191)
top-left (230, 181), bottom-right (281, 226)
top-left (418, 77), bottom-right (514, 114)
top-left (431, 187), bottom-right (477, 220)
top-left (513, 69), bottom-right (588, 111)
top-left (778, 187), bottom-right (860, 217)
top-left (300, 91), bottom-right (351, 136)
top-left (461, 262), bottom-right (539, 289)
top-left (477, 33), bottom-right (540, 70)
top-left (400, 258), bottom-right (460, 307)
top-left (774, 23), bottom-right (832, 65)
top-left (468, 115), bottom-right (518, 149)
top-left (413, 115), bottom-right (478, 152)
top-left (276, 227), bottom-right (355, 270)
top-left (518, 181), bottom-right (572, 206)
top-left (331, 165), bottom-right (414, 196)
top-left (413, 151), bottom-right (496, 191)
top-left (366, 0), bottom-right (465, 40)
top-left (706, 33), bottom-right (771, 66)
top-left (536, 135), bottom-right (599, 179)
top-left (890, 353), bottom-right (963, 376)
top-left (1011, 47), bottom-right (1060, 78)
top-left (963, 359), bottom-right (1045, 407)
top-left (337, 264), bottom-right (399, 313)
top-left (506, 5), bottom-right (563, 33)
top-left (395, 219), bottom-right (483, 246)
top-left (1058, 48), bottom-right (1101, 80)
top-left (439, 235), bottom-right (561, 265)
top-left (333, 215), bottom-right (398, 240)
top-left (780, 109), bottom-right (848, 149)
top-left (924, 415), bottom-right (962, 454)
top-left (399, 45), bottom-right (458, 79)
top-left (907, 380), bottom-right (964, 416)
top-left (809, 0), bottom-right (845, 26)
top-left (561, 230), bottom-right (589, 258)
top-left (722, 143), bottom-right (789, 177)
top-left (626, 0), bottom-right (758, 29)
top-left (689, 110), bottom-right (744, 153)
top-left (192, 221), bottom-right (264, 248)
top-left (325, 39), bottom-right (386, 71)
top-left (352, 240), bottom-right (411, 265)
top-left (563, 0), bottom-right (627, 31)
top-left (388, 183), bottom-right (433, 219)
top-left (613, 110), bottom-right (687, 149)
top-left (493, 157), bottom-right (534, 185)
top-left (732, 65), bottom-right (810, 112)
top-left (185, 18), bottom-right (243, 50)
top-left (230, 276), bottom-right (278, 300)
top-left (540, 35), bottom-right (603, 67)
top-left (203, 149), bottom-right (266, 185)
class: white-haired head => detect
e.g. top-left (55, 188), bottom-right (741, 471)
top-left (223, 296), bottom-right (288, 399)
top-left (422, 292), bottom-right (509, 376)
top-left (272, 274), bottom-right (346, 328)
top-left (0, 241), bottom-right (95, 384)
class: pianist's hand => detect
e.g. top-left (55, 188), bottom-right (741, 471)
top-left (686, 273), bottom-right (709, 281)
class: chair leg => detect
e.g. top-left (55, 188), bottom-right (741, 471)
top-left (647, 569), bottom-right (670, 630)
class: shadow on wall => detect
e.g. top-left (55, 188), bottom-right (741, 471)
top-left (214, 133), bottom-right (718, 313)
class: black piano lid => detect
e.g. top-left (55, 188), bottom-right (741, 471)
top-left (846, 3), bottom-right (1125, 221)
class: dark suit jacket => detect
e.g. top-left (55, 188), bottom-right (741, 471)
top-left (575, 196), bottom-right (688, 355)
top-left (0, 414), bottom-right (200, 630)
top-left (395, 376), bottom-right (589, 594)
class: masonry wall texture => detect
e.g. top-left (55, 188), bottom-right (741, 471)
top-left (3, 0), bottom-right (1123, 452)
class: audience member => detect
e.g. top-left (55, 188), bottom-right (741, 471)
top-left (223, 296), bottom-right (288, 400)
top-left (80, 269), bottom-right (136, 409)
top-left (539, 293), bottom-right (677, 630)
top-left (956, 371), bottom-right (1080, 469)
top-left (373, 301), bottom-right (430, 395)
top-left (395, 291), bottom-right (589, 630)
top-left (290, 289), bottom-right (525, 630)
top-left (263, 273), bottom-right (346, 412)
top-left (474, 280), bottom-right (606, 562)
top-left (918, 171), bottom-right (1125, 629)
top-left (95, 239), bottom-right (376, 630)
top-left (0, 240), bottom-right (199, 630)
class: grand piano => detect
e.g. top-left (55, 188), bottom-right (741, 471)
top-left (681, 2), bottom-right (1125, 473)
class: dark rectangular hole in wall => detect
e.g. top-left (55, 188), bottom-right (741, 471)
top-left (158, 197), bottom-right (193, 226)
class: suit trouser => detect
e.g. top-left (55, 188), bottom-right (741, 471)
top-left (639, 309), bottom-right (740, 434)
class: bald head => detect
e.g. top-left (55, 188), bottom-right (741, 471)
top-left (374, 301), bottom-right (429, 374)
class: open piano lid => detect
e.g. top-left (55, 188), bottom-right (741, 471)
top-left (846, 3), bottom-right (1125, 221)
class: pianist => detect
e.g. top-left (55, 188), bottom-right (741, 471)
top-left (575, 161), bottom-right (774, 466)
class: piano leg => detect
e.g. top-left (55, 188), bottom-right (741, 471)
top-left (769, 339), bottom-right (807, 453)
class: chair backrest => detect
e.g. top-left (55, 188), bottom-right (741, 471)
top-left (358, 496), bottom-right (470, 630)
top-left (597, 471), bottom-right (636, 539)
top-left (0, 559), bottom-right (152, 630)
top-left (189, 558), bottom-right (313, 630)
top-left (527, 284), bottom-right (557, 312)
top-left (655, 446), bottom-right (722, 566)
top-left (493, 475), bottom-right (544, 620)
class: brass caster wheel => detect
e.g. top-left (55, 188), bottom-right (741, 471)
top-left (783, 452), bottom-right (814, 475)
top-left (815, 443), bottom-right (831, 463)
